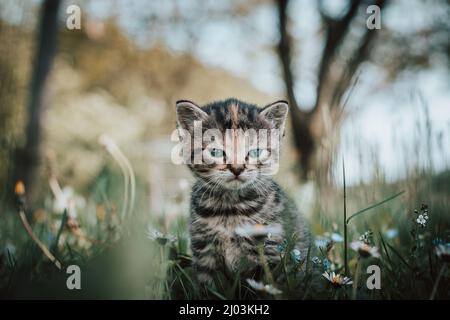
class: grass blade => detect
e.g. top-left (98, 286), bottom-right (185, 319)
top-left (346, 191), bottom-right (405, 224)
top-left (378, 232), bottom-right (392, 265)
top-left (174, 262), bottom-right (195, 288)
top-left (51, 208), bottom-right (68, 254)
top-left (385, 242), bottom-right (413, 271)
top-left (343, 159), bottom-right (348, 275)
top-left (207, 286), bottom-right (227, 300)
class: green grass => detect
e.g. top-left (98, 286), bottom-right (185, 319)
top-left (0, 163), bottom-right (449, 299)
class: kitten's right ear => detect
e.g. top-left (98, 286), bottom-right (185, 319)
top-left (176, 100), bottom-right (208, 131)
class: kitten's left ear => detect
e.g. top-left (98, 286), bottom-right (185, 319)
top-left (259, 100), bottom-right (289, 133)
top-left (176, 100), bottom-right (208, 131)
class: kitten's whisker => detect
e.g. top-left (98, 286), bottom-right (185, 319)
top-left (206, 177), bottom-right (222, 205)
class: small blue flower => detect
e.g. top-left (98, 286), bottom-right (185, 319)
top-left (277, 239), bottom-right (288, 253)
top-left (322, 258), bottom-right (331, 270)
top-left (435, 243), bottom-right (450, 262)
top-left (331, 233), bottom-right (344, 242)
top-left (385, 228), bottom-right (398, 239)
top-left (315, 238), bottom-right (329, 249)
top-left (290, 249), bottom-right (301, 264)
top-left (432, 238), bottom-right (445, 246)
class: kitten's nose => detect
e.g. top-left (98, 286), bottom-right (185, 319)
top-left (228, 165), bottom-right (244, 177)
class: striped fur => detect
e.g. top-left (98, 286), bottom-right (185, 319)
top-left (176, 98), bottom-right (310, 285)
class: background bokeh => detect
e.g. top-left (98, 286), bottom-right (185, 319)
top-left (0, 0), bottom-right (449, 299)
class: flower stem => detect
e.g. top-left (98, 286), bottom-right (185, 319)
top-left (18, 209), bottom-right (62, 270)
top-left (258, 244), bottom-right (274, 284)
top-left (430, 264), bottom-right (446, 300)
top-left (352, 257), bottom-right (361, 300)
top-left (343, 160), bottom-right (348, 275)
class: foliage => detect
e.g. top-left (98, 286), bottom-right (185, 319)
top-left (1, 163), bottom-right (449, 299)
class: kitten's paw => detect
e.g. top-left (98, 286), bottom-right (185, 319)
top-left (197, 272), bottom-right (215, 287)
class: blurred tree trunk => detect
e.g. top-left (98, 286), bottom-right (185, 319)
top-left (15, 0), bottom-right (61, 200)
top-left (276, 0), bottom-right (386, 182)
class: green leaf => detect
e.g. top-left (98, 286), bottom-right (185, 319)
top-left (346, 191), bottom-right (405, 224)
top-left (385, 242), bottom-right (414, 271)
top-left (378, 232), bottom-right (392, 266)
top-left (174, 262), bottom-right (195, 288)
top-left (207, 286), bottom-right (227, 300)
top-left (51, 208), bottom-right (68, 255)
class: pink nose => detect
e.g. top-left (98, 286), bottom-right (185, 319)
top-left (228, 165), bottom-right (244, 177)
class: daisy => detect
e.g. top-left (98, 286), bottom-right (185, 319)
top-left (350, 241), bottom-right (381, 258)
top-left (246, 279), bottom-right (282, 295)
top-left (147, 227), bottom-right (177, 245)
top-left (322, 271), bottom-right (353, 288)
top-left (235, 223), bottom-right (282, 240)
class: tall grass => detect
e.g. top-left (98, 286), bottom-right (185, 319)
top-left (0, 109), bottom-right (449, 299)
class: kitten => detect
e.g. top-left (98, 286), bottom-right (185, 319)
top-left (176, 98), bottom-right (310, 285)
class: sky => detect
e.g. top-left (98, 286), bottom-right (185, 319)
top-left (2, 0), bottom-right (449, 185)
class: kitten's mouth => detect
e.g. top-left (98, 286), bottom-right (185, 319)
top-left (225, 176), bottom-right (246, 187)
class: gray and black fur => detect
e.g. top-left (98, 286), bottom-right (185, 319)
top-left (176, 98), bottom-right (310, 285)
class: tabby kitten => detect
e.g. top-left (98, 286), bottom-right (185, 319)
top-left (176, 98), bottom-right (310, 285)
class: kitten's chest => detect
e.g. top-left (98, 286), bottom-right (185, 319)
top-left (206, 215), bottom-right (254, 270)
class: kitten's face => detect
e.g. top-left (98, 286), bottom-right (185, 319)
top-left (176, 99), bottom-right (288, 190)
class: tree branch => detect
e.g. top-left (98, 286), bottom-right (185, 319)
top-left (276, 0), bottom-right (302, 117)
top-left (315, 0), bottom-right (362, 111)
top-left (276, 0), bottom-right (315, 177)
top-left (15, 0), bottom-right (61, 199)
top-left (332, 0), bottom-right (387, 108)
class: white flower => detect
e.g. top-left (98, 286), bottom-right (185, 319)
top-left (315, 238), bottom-right (330, 249)
top-left (331, 233), bottom-right (344, 242)
top-left (312, 256), bottom-right (321, 264)
top-left (350, 241), bottom-right (380, 258)
top-left (322, 271), bottom-right (353, 287)
top-left (435, 243), bottom-right (450, 263)
top-left (359, 230), bottom-right (373, 244)
top-left (414, 205), bottom-right (429, 227)
top-left (147, 227), bottom-right (177, 245)
top-left (235, 223), bottom-right (282, 240)
top-left (416, 214), bottom-right (428, 227)
top-left (52, 186), bottom-right (85, 218)
top-left (246, 279), bottom-right (282, 295)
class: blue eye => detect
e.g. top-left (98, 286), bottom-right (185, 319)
top-left (210, 148), bottom-right (224, 158)
top-left (248, 149), bottom-right (263, 158)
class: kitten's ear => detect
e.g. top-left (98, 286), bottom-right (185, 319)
top-left (176, 100), bottom-right (208, 131)
top-left (259, 100), bottom-right (289, 133)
